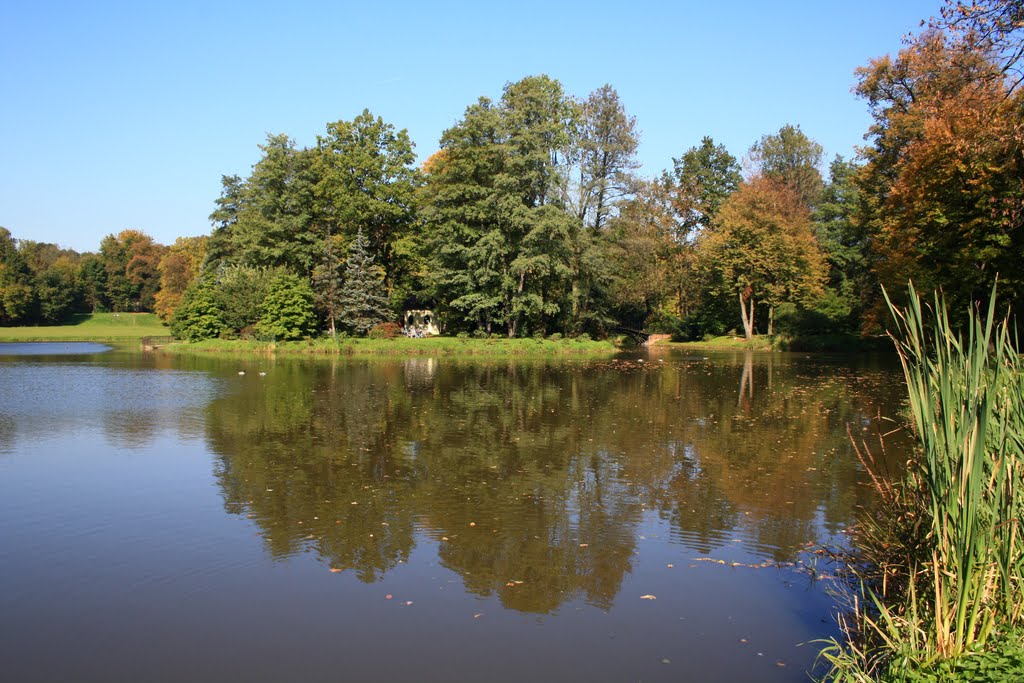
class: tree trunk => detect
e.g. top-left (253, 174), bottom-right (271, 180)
top-left (768, 305), bottom-right (775, 336)
top-left (739, 291), bottom-right (755, 340)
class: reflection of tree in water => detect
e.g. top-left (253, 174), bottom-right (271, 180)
top-left (209, 361), bottom-right (418, 581)
top-left (204, 353), bottom-right (904, 611)
top-left (397, 363), bottom-right (640, 613)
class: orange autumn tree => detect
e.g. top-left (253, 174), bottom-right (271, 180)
top-left (154, 236), bottom-right (208, 320)
top-left (698, 176), bottom-right (827, 339)
top-left (855, 14), bottom-right (1024, 325)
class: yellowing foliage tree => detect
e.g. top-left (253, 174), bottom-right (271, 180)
top-left (154, 236), bottom-right (208, 320)
top-left (855, 23), bottom-right (1024, 325)
top-left (699, 177), bottom-right (827, 338)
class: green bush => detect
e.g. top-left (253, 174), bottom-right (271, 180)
top-left (170, 276), bottom-right (225, 342)
top-left (255, 272), bottom-right (316, 341)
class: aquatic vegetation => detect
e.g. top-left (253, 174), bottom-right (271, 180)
top-left (820, 284), bottom-right (1024, 681)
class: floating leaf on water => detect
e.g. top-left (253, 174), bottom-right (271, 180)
top-left (329, 568), bottom-right (342, 573)
top-left (385, 594), bottom-right (393, 599)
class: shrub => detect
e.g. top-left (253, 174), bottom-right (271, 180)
top-left (255, 272), bottom-right (316, 341)
top-left (368, 322), bottom-right (401, 339)
top-left (170, 276), bottom-right (224, 342)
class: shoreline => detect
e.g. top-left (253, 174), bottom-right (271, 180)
top-left (161, 336), bottom-right (619, 357)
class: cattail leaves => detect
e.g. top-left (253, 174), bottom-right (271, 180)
top-left (821, 282), bottom-right (1024, 679)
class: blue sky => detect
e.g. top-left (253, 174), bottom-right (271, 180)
top-left (1, 0), bottom-right (938, 252)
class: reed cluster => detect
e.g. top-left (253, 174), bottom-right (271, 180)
top-left (820, 284), bottom-right (1024, 682)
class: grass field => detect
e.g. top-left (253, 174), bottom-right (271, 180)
top-left (0, 313), bottom-right (169, 341)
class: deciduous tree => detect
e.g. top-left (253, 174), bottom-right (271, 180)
top-left (855, 26), bottom-right (1024, 323)
top-left (747, 124), bottom-right (824, 209)
top-left (700, 177), bottom-right (828, 338)
top-left (256, 272), bottom-right (316, 341)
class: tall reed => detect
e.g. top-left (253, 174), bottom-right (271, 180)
top-left (820, 284), bottom-right (1024, 681)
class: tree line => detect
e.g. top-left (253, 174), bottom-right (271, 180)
top-left (2, 0), bottom-right (1020, 341)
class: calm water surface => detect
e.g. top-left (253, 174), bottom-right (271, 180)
top-left (0, 345), bottom-right (908, 682)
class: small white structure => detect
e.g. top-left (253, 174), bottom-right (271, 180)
top-left (403, 309), bottom-right (440, 337)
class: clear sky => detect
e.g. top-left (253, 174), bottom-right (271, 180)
top-left (1, 0), bottom-right (939, 253)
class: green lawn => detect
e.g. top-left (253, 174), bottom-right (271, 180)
top-left (0, 313), bottom-right (169, 341)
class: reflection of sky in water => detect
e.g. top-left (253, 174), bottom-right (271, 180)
top-left (0, 364), bottom-right (221, 451)
top-left (0, 342), bottom-right (112, 356)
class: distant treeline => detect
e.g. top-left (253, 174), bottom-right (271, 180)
top-left (2, 2), bottom-right (1021, 340)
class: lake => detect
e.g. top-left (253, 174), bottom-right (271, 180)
top-left (0, 344), bottom-right (908, 682)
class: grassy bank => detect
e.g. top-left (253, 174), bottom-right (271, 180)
top-left (666, 333), bottom-right (892, 353)
top-left (165, 335), bottom-right (618, 357)
top-left (0, 313), bottom-right (168, 341)
top-left (665, 334), bottom-right (777, 351)
top-left (819, 286), bottom-right (1024, 682)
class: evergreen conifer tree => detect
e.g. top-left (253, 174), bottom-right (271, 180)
top-left (338, 229), bottom-right (391, 336)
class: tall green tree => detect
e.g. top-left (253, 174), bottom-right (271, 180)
top-left (311, 232), bottom-right (346, 337)
top-left (572, 84), bottom-right (640, 232)
top-left (205, 174), bottom-right (244, 268)
top-left (338, 229), bottom-right (391, 336)
top-left (421, 101), bottom-right (504, 333)
top-left (810, 156), bottom-right (866, 331)
top-left (314, 110), bottom-right (421, 299)
top-left (747, 124), bottom-right (824, 209)
top-left (0, 227), bottom-right (33, 325)
top-left (424, 76), bottom-right (579, 337)
top-left (669, 136), bottom-right (742, 236)
top-left (229, 134), bottom-right (318, 275)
